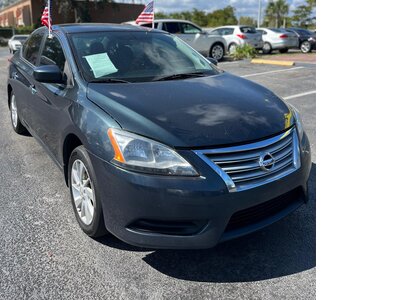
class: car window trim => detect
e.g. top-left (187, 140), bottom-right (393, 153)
top-left (20, 29), bottom-right (46, 69)
top-left (38, 32), bottom-right (75, 89)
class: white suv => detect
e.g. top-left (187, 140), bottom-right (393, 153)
top-left (133, 19), bottom-right (227, 61)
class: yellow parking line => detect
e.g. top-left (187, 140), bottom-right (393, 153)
top-left (251, 59), bottom-right (295, 66)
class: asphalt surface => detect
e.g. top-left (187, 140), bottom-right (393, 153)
top-left (0, 47), bottom-right (316, 300)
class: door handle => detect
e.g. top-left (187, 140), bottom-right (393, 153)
top-left (12, 72), bottom-right (19, 80)
top-left (30, 85), bottom-right (37, 95)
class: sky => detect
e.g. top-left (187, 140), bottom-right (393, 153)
top-left (134, 0), bottom-right (306, 19)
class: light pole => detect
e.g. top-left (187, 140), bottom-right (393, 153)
top-left (257, 0), bottom-right (262, 28)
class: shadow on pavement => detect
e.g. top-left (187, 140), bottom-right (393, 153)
top-left (142, 163), bottom-right (316, 282)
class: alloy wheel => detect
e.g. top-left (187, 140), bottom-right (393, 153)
top-left (301, 41), bottom-right (311, 53)
top-left (11, 95), bottom-right (18, 129)
top-left (71, 159), bottom-right (96, 225)
top-left (211, 45), bottom-right (224, 61)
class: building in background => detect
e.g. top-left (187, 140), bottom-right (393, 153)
top-left (0, 0), bottom-right (144, 27)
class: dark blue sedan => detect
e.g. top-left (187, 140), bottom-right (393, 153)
top-left (7, 24), bottom-right (311, 249)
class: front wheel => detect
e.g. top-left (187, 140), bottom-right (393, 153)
top-left (300, 41), bottom-right (312, 53)
top-left (210, 43), bottom-right (225, 61)
top-left (10, 92), bottom-right (28, 135)
top-left (68, 146), bottom-right (107, 238)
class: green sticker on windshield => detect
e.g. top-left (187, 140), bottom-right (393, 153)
top-left (84, 53), bottom-right (118, 78)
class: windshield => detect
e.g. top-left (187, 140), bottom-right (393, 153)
top-left (69, 31), bottom-right (219, 83)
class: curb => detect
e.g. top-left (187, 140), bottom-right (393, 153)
top-left (251, 59), bottom-right (295, 66)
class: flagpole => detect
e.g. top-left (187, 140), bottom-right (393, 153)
top-left (48, 0), bottom-right (52, 38)
top-left (152, 0), bottom-right (155, 29)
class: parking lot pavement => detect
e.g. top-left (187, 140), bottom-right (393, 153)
top-left (0, 48), bottom-right (316, 300)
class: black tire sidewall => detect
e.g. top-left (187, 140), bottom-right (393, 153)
top-left (68, 145), bottom-right (106, 237)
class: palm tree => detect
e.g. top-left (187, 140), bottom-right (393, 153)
top-left (265, 0), bottom-right (289, 28)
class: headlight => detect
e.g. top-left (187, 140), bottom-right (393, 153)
top-left (287, 104), bottom-right (304, 140)
top-left (107, 128), bottom-right (198, 176)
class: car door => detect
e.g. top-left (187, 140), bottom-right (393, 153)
top-left (179, 22), bottom-right (208, 53)
top-left (31, 35), bottom-right (76, 161)
top-left (13, 29), bottom-right (45, 130)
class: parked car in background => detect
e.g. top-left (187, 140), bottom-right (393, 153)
top-left (8, 24), bottom-right (311, 249)
top-left (128, 19), bottom-right (227, 61)
top-left (285, 28), bottom-right (316, 53)
top-left (8, 34), bottom-right (29, 53)
top-left (256, 28), bottom-right (298, 54)
top-left (209, 26), bottom-right (263, 54)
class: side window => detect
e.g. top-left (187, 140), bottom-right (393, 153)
top-left (181, 23), bottom-right (202, 34)
top-left (222, 28), bottom-right (234, 36)
top-left (39, 37), bottom-right (73, 87)
top-left (23, 31), bottom-right (44, 65)
top-left (165, 22), bottom-right (182, 34)
top-left (40, 37), bottom-right (66, 72)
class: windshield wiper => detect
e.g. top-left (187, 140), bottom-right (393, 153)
top-left (89, 78), bottom-right (131, 84)
top-left (152, 72), bottom-right (207, 82)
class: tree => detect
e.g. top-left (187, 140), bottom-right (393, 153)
top-left (239, 16), bottom-right (256, 26)
top-left (265, 0), bottom-right (289, 28)
top-left (291, 5), bottom-right (312, 27)
top-left (207, 6), bottom-right (237, 27)
top-left (291, 0), bottom-right (316, 28)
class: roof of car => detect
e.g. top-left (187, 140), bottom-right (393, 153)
top-left (51, 23), bottom-right (164, 34)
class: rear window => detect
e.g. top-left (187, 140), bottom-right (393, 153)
top-left (270, 28), bottom-right (287, 33)
top-left (240, 26), bottom-right (257, 34)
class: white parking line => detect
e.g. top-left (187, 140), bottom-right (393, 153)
top-left (283, 90), bottom-right (316, 100)
top-left (240, 67), bottom-right (304, 78)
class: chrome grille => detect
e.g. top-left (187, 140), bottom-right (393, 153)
top-left (194, 127), bottom-right (301, 192)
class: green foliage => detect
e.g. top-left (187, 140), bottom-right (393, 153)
top-left (15, 25), bottom-right (35, 34)
top-left (265, 0), bottom-right (289, 28)
top-left (291, 0), bottom-right (316, 28)
top-left (230, 44), bottom-right (257, 60)
top-left (207, 6), bottom-right (237, 27)
top-left (156, 6), bottom-right (238, 27)
top-left (239, 16), bottom-right (256, 26)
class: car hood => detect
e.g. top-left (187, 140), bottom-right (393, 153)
top-left (87, 73), bottom-right (293, 148)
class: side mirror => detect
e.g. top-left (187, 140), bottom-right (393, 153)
top-left (201, 30), bottom-right (208, 35)
top-left (207, 57), bottom-right (218, 66)
top-left (33, 65), bottom-right (63, 83)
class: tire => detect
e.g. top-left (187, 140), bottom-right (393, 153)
top-left (209, 43), bottom-right (225, 61)
top-left (228, 43), bottom-right (238, 54)
top-left (279, 48), bottom-right (289, 53)
top-left (262, 42), bottom-right (272, 54)
top-left (68, 145), bottom-right (107, 238)
top-left (9, 92), bottom-right (28, 135)
top-left (300, 41), bottom-right (312, 53)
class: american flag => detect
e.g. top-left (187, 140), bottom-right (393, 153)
top-left (41, 6), bottom-right (51, 29)
top-left (135, 1), bottom-right (154, 24)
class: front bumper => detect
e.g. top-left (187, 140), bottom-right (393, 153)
top-left (89, 134), bottom-right (312, 249)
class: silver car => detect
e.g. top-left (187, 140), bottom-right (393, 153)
top-left (209, 26), bottom-right (263, 54)
top-left (256, 28), bottom-right (298, 54)
top-left (8, 35), bottom-right (29, 53)
top-left (135, 19), bottom-right (227, 61)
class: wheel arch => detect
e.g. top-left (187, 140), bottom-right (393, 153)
top-left (63, 133), bottom-right (83, 186)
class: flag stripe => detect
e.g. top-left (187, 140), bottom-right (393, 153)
top-left (136, 1), bottom-right (154, 24)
